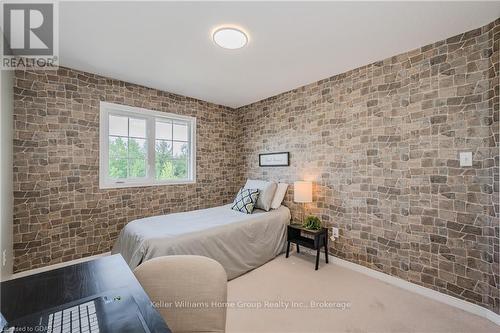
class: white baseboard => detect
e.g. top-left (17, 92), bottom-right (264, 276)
top-left (7, 252), bottom-right (111, 281)
top-left (329, 256), bottom-right (500, 326)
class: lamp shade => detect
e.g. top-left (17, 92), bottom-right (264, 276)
top-left (294, 181), bottom-right (312, 203)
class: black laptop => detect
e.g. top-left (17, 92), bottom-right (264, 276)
top-left (1, 289), bottom-right (151, 333)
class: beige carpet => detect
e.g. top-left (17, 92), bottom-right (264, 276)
top-left (227, 253), bottom-right (498, 333)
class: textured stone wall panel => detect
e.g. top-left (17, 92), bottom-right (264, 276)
top-left (236, 19), bottom-right (499, 313)
top-left (13, 68), bottom-right (240, 272)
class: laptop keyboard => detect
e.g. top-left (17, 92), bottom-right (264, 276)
top-left (47, 300), bottom-right (100, 333)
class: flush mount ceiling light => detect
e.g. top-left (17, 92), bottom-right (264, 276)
top-left (212, 27), bottom-right (248, 49)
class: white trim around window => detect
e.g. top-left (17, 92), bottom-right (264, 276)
top-left (99, 102), bottom-right (196, 189)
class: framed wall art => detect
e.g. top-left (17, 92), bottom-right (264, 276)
top-left (259, 152), bottom-right (290, 167)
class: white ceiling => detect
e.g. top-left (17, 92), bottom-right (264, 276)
top-left (60, 1), bottom-right (500, 108)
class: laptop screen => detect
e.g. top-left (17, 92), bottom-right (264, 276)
top-left (0, 312), bottom-right (8, 331)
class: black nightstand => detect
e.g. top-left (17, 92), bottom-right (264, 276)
top-left (286, 224), bottom-right (329, 270)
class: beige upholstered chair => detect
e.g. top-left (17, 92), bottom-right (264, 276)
top-left (134, 255), bottom-right (227, 333)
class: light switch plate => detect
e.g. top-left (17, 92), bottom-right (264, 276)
top-left (459, 152), bottom-right (473, 167)
top-left (331, 227), bottom-right (339, 239)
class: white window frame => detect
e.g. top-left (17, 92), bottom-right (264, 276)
top-left (99, 102), bottom-right (196, 189)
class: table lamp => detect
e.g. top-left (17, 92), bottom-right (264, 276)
top-left (294, 181), bottom-right (312, 223)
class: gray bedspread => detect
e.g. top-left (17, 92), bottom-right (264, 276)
top-left (112, 204), bottom-right (291, 280)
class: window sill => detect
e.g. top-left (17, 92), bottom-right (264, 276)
top-left (99, 179), bottom-right (196, 190)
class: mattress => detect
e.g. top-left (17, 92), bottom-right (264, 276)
top-left (111, 204), bottom-right (291, 280)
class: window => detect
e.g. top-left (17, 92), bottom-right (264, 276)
top-left (99, 102), bottom-right (196, 188)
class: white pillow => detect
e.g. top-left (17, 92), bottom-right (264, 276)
top-left (271, 183), bottom-right (289, 209)
top-left (244, 179), bottom-right (277, 211)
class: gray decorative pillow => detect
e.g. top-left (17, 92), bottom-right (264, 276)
top-left (244, 179), bottom-right (277, 211)
top-left (231, 188), bottom-right (260, 214)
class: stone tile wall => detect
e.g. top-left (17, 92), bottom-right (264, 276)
top-left (13, 68), bottom-right (240, 272)
top-left (236, 19), bottom-right (499, 313)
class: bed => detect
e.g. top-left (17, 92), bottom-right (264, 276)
top-left (112, 204), bottom-right (291, 280)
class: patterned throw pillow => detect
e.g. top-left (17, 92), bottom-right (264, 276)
top-left (231, 188), bottom-right (260, 214)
